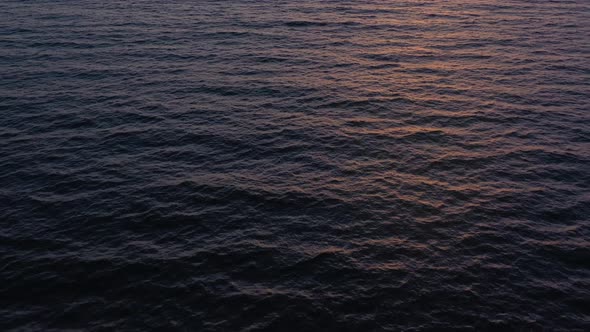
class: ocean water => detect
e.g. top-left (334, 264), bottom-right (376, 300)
top-left (1, 0), bottom-right (589, 330)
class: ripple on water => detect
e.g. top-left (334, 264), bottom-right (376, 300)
top-left (1, 0), bottom-right (589, 331)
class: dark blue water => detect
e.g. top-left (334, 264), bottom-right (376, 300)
top-left (1, 0), bottom-right (589, 330)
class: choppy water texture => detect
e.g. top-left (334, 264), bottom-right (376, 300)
top-left (1, 0), bottom-right (590, 330)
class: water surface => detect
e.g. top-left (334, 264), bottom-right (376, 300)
top-left (1, 0), bottom-right (589, 330)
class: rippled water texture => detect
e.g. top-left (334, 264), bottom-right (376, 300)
top-left (1, 0), bottom-right (589, 330)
